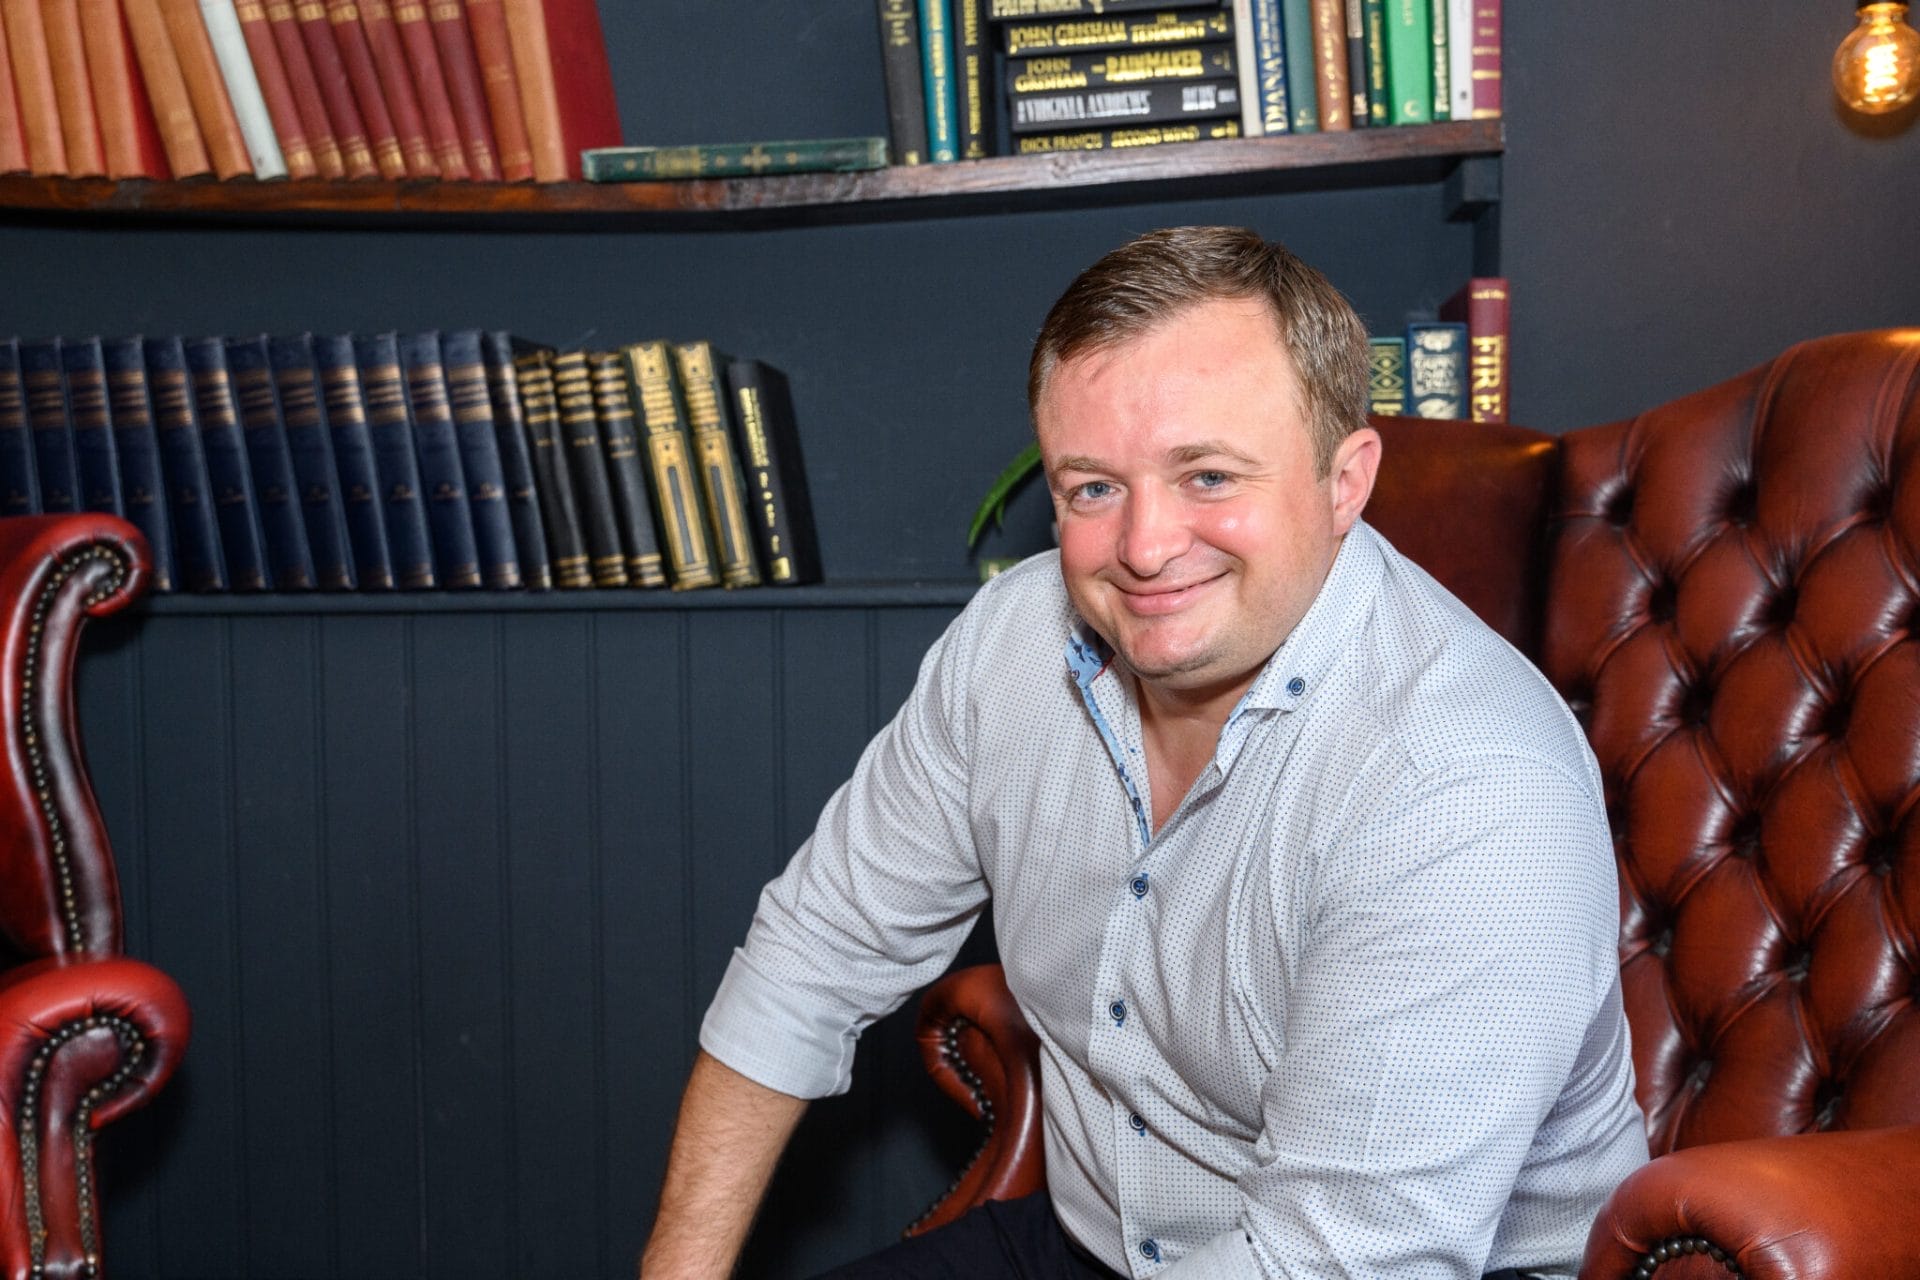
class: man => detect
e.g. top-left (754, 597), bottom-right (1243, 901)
top-left (641, 227), bottom-right (1647, 1279)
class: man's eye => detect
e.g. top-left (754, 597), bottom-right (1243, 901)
top-left (1192, 471), bottom-right (1231, 489)
top-left (1073, 481), bottom-right (1114, 502)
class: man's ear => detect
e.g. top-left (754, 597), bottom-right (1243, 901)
top-left (1328, 427), bottom-right (1382, 535)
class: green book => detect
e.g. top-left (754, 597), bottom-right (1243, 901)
top-left (1385, 0), bottom-right (1433, 124)
top-left (1279, 0), bottom-right (1318, 131)
top-left (581, 137), bottom-right (890, 181)
top-left (1429, 0), bottom-right (1449, 121)
top-left (1368, 337), bottom-right (1406, 415)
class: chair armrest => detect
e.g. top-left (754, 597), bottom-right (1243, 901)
top-left (1581, 1124), bottom-right (1920, 1278)
top-left (906, 963), bottom-right (1045, 1236)
top-left (0, 955), bottom-right (190, 1280)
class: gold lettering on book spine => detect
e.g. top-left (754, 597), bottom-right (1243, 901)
top-left (674, 343), bottom-right (760, 588)
top-left (626, 344), bottom-right (719, 589)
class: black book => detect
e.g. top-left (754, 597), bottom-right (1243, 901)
top-left (349, 333), bottom-right (438, 590)
top-left (100, 337), bottom-right (176, 591)
top-left (725, 360), bottom-right (822, 585)
top-left (265, 334), bottom-right (358, 591)
top-left (20, 338), bottom-right (78, 513)
top-left (438, 330), bottom-right (523, 589)
top-left (875, 0), bottom-right (929, 164)
top-left (143, 337), bottom-right (228, 592)
top-left (394, 331), bottom-right (484, 590)
top-left (1344, 0), bottom-right (1369, 127)
top-left (60, 338), bottom-right (124, 518)
top-left (548, 349), bottom-right (628, 587)
top-left (588, 351), bottom-right (666, 588)
top-left (955, 0), bottom-right (992, 158)
top-left (510, 346), bottom-right (591, 589)
top-left (0, 339), bottom-right (38, 517)
top-left (309, 334), bottom-right (398, 590)
top-left (184, 337), bottom-right (272, 591)
top-left (480, 331), bottom-right (551, 590)
top-left (226, 336), bottom-right (319, 591)
top-left (1010, 77), bottom-right (1240, 131)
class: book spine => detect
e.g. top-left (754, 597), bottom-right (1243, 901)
top-left (1366, 336), bottom-right (1405, 415)
top-left (312, 333), bottom-right (398, 587)
top-left (101, 337), bottom-right (177, 591)
top-left (200, 0), bottom-right (290, 176)
top-left (538, 0), bottom-right (618, 179)
top-left (265, 0), bottom-right (345, 176)
top-left (77, 0), bottom-right (166, 178)
top-left (1428, 0), bottom-right (1446, 119)
top-left (226, 336), bottom-right (317, 588)
top-left (1404, 321), bottom-right (1467, 418)
top-left (548, 350), bottom-right (627, 587)
top-left (875, 0), bottom-right (927, 165)
top-left (671, 341), bottom-right (761, 589)
top-left (265, 333), bottom-right (356, 589)
top-left (427, 0), bottom-right (496, 178)
top-left (581, 136), bottom-right (888, 181)
top-left (1306, 0), bottom-right (1346, 129)
top-left (351, 334), bottom-right (436, 587)
top-left (955, 0), bottom-right (989, 158)
top-left (1003, 9), bottom-right (1233, 57)
top-left (1383, 0), bottom-right (1429, 124)
top-left (157, 0), bottom-right (253, 177)
top-left (41, 0), bottom-right (106, 175)
top-left (143, 336), bottom-right (228, 591)
top-left (397, 333), bottom-right (483, 588)
top-left (1278, 0), bottom-right (1316, 130)
top-left (61, 338), bottom-right (124, 517)
top-left (588, 352), bottom-right (666, 588)
top-left (1446, 0), bottom-right (1469, 120)
top-left (989, 0), bottom-right (1168, 13)
top-left (725, 360), bottom-right (821, 586)
top-left (480, 331), bottom-right (549, 589)
top-left (511, 347), bottom-right (590, 587)
top-left (500, 0), bottom-right (561, 180)
top-left (294, 0), bottom-right (375, 176)
top-left (184, 337), bottom-right (272, 590)
top-left (1232, 0), bottom-right (1264, 136)
top-left (1344, 0), bottom-right (1367, 126)
top-left (1441, 276), bottom-right (1509, 422)
top-left (919, 0), bottom-right (957, 162)
top-left (360, 0), bottom-right (437, 176)
top-left (2, 0), bottom-right (64, 172)
top-left (0, 339), bottom-right (39, 516)
top-left (622, 340), bottom-right (718, 590)
top-left (1011, 78), bottom-right (1239, 132)
top-left (123, 0), bottom-right (213, 176)
top-left (232, 0), bottom-right (318, 176)
top-left (1013, 116), bottom-right (1240, 152)
top-left (410, 0), bottom-right (483, 178)
top-left (324, 0), bottom-right (407, 177)
top-left (437, 330), bottom-right (522, 588)
top-left (462, 0), bottom-right (529, 179)
top-left (19, 338), bottom-right (76, 512)
top-left (0, 14), bottom-right (28, 172)
top-left (1467, 0), bottom-right (1497, 117)
top-left (1009, 42), bottom-right (1234, 91)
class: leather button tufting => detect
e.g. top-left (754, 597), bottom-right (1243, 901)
top-left (1606, 487), bottom-right (1636, 526)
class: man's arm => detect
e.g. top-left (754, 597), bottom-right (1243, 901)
top-left (639, 1050), bottom-right (809, 1279)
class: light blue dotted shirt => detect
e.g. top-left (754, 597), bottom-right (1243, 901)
top-left (701, 521), bottom-right (1649, 1278)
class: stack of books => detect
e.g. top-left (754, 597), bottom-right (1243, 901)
top-left (0, 330), bottom-right (820, 593)
top-left (1367, 275), bottom-right (1508, 421)
top-left (0, 0), bottom-right (618, 182)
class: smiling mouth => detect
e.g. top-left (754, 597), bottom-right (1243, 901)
top-left (1116, 574), bottom-right (1224, 615)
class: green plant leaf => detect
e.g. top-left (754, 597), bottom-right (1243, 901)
top-left (968, 441), bottom-right (1043, 549)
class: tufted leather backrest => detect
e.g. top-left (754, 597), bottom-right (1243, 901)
top-left (1539, 330), bottom-right (1920, 1157)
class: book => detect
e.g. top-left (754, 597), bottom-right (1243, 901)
top-left (989, 0), bottom-right (1167, 13)
top-left (78, 0), bottom-right (170, 178)
top-left (101, 336), bottom-right (176, 591)
top-left (1003, 8), bottom-right (1231, 57)
top-left (264, 334), bottom-right (357, 590)
top-left (1404, 320), bottom-right (1467, 418)
top-left (1279, 0), bottom-right (1316, 131)
top-left (1233, 0), bottom-right (1266, 136)
top-left (621, 340), bottom-right (718, 590)
top-left (426, 0), bottom-right (498, 179)
top-left (479, 331), bottom-right (549, 589)
top-left (1306, 0), bottom-right (1346, 130)
top-left (396, 333), bottom-right (484, 588)
top-left (510, 346), bottom-right (590, 588)
top-left (0, 339), bottom-right (39, 516)
top-left (874, 0), bottom-right (927, 165)
top-left (310, 333), bottom-right (398, 587)
top-left (393, 0), bottom-right (469, 179)
top-left (358, 0), bottom-right (438, 177)
top-left (1446, 0), bottom-right (1469, 121)
top-left (288, 0), bottom-right (376, 177)
top-left (232, 0), bottom-right (319, 177)
top-left (0, 14), bottom-right (28, 172)
top-left (200, 0), bottom-right (290, 178)
top-left (1382, 0), bottom-right (1430, 125)
top-left (1440, 276), bottom-right (1509, 422)
top-left (433, 330), bottom-right (522, 588)
top-left (1366, 335), bottom-right (1404, 415)
top-left (2, 0), bottom-right (66, 172)
top-left (537, 0), bottom-right (619, 180)
top-left (581, 137), bottom-right (889, 181)
top-left (1428, 0), bottom-right (1447, 120)
top-left (955, 0), bottom-right (990, 159)
top-left (499, 0), bottom-right (558, 178)
top-left (587, 351), bottom-right (666, 588)
top-left (1008, 42), bottom-right (1234, 91)
top-left (41, 0), bottom-right (105, 175)
top-left (919, 0), bottom-right (958, 163)
top-left (548, 349), bottom-right (627, 587)
top-left (262, 0), bottom-right (343, 176)
top-left (123, 0), bottom-right (213, 177)
top-left (1011, 78), bottom-right (1238, 131)
top-left (1465, 0), bottom-right (1498, 117)
top-left (671, 341), bottom-right (761, 589)
top-left (1344, 0), bottom-right (1366, 126)
top-left (19, 338), bottom-right (77, 512)
top-left (463, 0), bottom-right (531, 180)
top-left (324, 0), bottom-right (407, 178)
top-left (352, 332), bottom-right (441, 588)
top-left (725, 359), bottom-right (821, 586)
top-left (157, 0), bottom-right (252, 177)
top-left (61, 338), bottom-right (125, 517)
top-left (184, 336), bottom-right (273, 590)
top-left (226, 336), bottom-right (317, 589)
top-left (143, 336), bottom-right (227, 591)
top-left (1013, 116), bottom-right (1240, 151)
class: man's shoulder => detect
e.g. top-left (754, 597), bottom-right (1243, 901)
top-left (952, 549), bottom-right (1073, 655)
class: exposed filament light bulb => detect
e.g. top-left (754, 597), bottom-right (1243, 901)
top-left (1834, 2), bottom-right (1920, 115)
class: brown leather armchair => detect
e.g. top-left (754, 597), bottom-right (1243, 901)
top-left (0, 514), bottom-right (190, 1280)
top-left (912, 329), bottom-right (1920, 1278)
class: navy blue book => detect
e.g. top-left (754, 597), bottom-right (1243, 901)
top-left (0, 339), bottom-right (40, 517)
top-left (393, 332), bottom-right (484, 589)
top-left (143, 337), bottom-right (228, 592)
top-left (263, 335), bottom-right (357, 590)
top-left (1405, 321), bottom-right (1470, 419)
top-left (481, 331), bottom-right (551, 589)
top-left (438, 331), bottom-right (521, 589)
top-left (101, 337), bottom-right (177, 592)
top-left (344, 333), bottom-right (436, 589)
top-left (183, 337), bottom-right (272, 591)
top-left (61, 339), bottom-right (125, 521)
top-left (226, 336), bottom-right (318, 591)
top-left (19, 339), bottom-right (78, 513)
top-left (302, 334), bottom-right (395, 590)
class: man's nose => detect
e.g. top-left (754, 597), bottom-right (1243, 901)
top-left (1117, 487), bottom-right (1191, 578)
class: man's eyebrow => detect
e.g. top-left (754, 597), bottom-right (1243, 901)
top-left (1166, 441), bottom-right (1260, 466)
top-left (1048, 455), bottom-right (1108, 476)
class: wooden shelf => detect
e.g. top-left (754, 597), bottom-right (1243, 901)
top-left (133, 580), bottom-right (985, 615)
top-left (0, 120), bottom-right (1502, 229)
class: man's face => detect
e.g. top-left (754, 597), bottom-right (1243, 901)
top-left (1035, 296), bottom-right (1377, 707)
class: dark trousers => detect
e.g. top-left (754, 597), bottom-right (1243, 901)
top-left (806, 1192), bottom-right (1540, 1279)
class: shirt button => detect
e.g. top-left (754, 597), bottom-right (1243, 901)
top-left (1129, 1112), bottom-right (1147, 1134)
top-left (1109, 999), bottom-right (1127, 1026)
top-left (1138, 1238), bottom-right (1160, 1262)
top-left (1129, 873), bottom-right (1149, 898)
top-left (1287, 676), bottom-right (1306, 696)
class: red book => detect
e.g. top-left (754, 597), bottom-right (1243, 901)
top-left (357, 0), bottom-right (436, 176)
top-left (390, 0), bottom-right (468, 178)
top-left (499, 0), bottom-right (558, 180)
top-left (462, 0), bottom-right (527, 179)
top-left (293, 0), bottom-right (375, 176)
top-left (39, 0), bottom-right (105, 175)
top-left (233, 0), bottom-right (318, 176)
top-left (538, 0), bottom-right (616, 180)
top-left (1441, 277), bottom-right (1510, 423)
top-left (0, 0), bottom-right (64, 172)
top-left (264, 0), bottom-right (343, 175)
top-left (426, 0), bottom-right (496, 179)
top-left (322, 0), bottom-right (404, 177)
top-left (0, 1), bottom-right (36, 172)
top-left (157, 0), bottom-right (251, 177)
top-left (78, 0), bottom-right (169, 177)
top-left (1468, 0), bottom-right (1500, 118)
top-left (122, 0), bottom-right (211, 177)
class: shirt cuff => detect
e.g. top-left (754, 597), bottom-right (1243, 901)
top-left (699, 946), bottom-right (859, 1099)
top-left (1162, 1226), bottom-right (1264, 1279)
